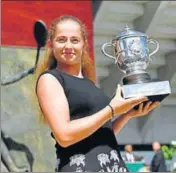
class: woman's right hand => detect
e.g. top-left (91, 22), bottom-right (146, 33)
top-left (109, 84), bottom-right (148, 115)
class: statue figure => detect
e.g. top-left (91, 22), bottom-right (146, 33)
top-left (1, 20), bottom-right (47, 172)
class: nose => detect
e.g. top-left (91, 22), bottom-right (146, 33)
top-left (63, 41), bottom-right (73, 53)
top-left (64, 47), bottom-right (72, 52)
top-left (64, 41), bottom-right (73, 49)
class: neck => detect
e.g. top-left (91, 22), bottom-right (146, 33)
top-left (56, 63), bottom-right (83, 78)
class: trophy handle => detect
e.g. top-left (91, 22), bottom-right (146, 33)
top-left (101, 42), bottom-right (118, 63)
top-left (148, 39), bottom-right (159, 57)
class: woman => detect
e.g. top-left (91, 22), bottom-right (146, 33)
top-left (35, 15), bottom-right (159, 172)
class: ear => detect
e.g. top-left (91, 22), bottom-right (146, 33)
top-left (47, 39), bottom-right (52, 49)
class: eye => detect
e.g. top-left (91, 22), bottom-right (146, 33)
top-left (58, 39), bottom-right (65, 43)
top-left (56, 37), bottom-right (66, 43)
top-left (72, 38), bottom-right (79, 44)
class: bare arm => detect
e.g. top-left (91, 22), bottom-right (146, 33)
top-left (36, 75), bottom-right (148, 148)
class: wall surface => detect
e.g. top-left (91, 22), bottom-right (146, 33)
top-left (116, 105), bottom-right (176, 144)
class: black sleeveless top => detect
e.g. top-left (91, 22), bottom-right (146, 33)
top-left (37, 69), bottom-right (128, 172)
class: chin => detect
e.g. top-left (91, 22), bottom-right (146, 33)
top-left (60, 59), bottom-right (79, 65)
top-left (57, 55), bottom-right (80, 65)
top-left (65, 57), bottom-right (80, 64)
top-left (68, 60), bottom-right (80, 65)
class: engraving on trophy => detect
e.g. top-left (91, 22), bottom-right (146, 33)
top-left (128, 38), bottom-right (143, 57)
top-left (123, 81), bottom-right (171, 98)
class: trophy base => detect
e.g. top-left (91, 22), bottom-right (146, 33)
top-left (122, 80), bottom-right (171, 109)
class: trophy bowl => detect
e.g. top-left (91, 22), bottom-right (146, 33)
top-left (101, 25), bottom-right (171, 105)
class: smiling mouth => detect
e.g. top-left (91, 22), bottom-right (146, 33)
top-left (63, 53), bottom-right (74, 56)
top-left (62, 53), bottom-right (75, 61)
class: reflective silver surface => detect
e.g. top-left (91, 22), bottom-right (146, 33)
top-left (101, 25), bottom-right (159, 75)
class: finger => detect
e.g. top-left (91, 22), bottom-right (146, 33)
top-left (115, 84), bottom-right (122, 98)
top-left (143, 101), bottom-right (153, 112)
top-left (138, 103), bottom-right (144, 113)
top-left (148, 101), bottom-right (160, 112)
top-left (129, 96), bottom-right (148, 107)
top-left (121, 86), bottom-right (124, 97)
top-left (130, 96), bottom-right (148, 103)
top-left (146, 102), bottom-right (160, 113)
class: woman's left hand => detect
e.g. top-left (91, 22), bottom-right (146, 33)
top-left (127, 101), bottom-right (160, 118)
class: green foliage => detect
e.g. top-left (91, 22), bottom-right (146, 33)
top-left (162, 144), bottom-right (176, 160)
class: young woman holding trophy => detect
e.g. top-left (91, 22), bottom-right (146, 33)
top-left (35, 15), bottom-right (159, 172)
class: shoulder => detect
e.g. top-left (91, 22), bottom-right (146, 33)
top-left (36, 69), bottom-right (64, 95)
top-left (38, 69), bottom-right (63, 83)
top-left (36, 69), bottom-right (64, 86)
top-left (157, 150), bottom-right (164, 157)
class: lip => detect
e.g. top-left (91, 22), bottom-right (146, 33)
top-left (63, 53), bottom-right (75, 56)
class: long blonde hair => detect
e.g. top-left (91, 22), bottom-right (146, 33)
top-left (34, 15), bottom-right (96, 123)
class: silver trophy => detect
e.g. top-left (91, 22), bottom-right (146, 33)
top-left (101, 25), bottom-right (171, 104)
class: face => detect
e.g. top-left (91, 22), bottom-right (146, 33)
top-left (51, 20), bottom-right (85, 65)
top-left (126, 145), bottom-right (133, 152)
top-left (152, 142), bottom-right (160, 151)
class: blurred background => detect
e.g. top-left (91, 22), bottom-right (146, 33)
top-left (1, 0), bottom-right (176, 172)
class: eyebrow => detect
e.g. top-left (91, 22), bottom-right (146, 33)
top-left (55, 36), bottom-right (81, 40)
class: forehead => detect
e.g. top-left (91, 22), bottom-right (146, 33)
top-left (55, 20), bottom-right (82, 37)
top-left (126, 145), bottom-right (132, 149)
